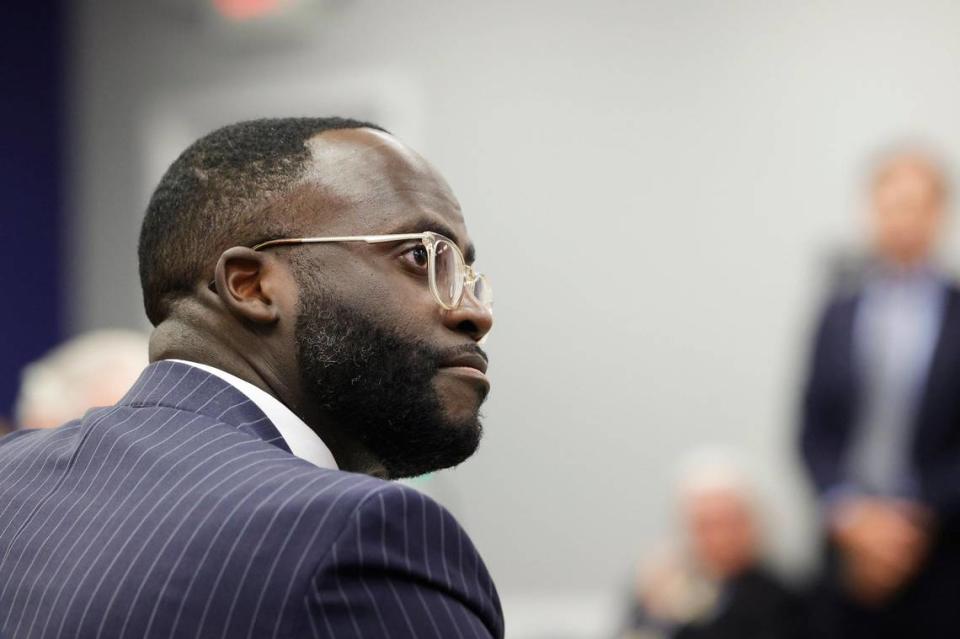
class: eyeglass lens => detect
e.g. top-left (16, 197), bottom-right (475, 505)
top-left (433, 236), bottom-right (493, 311)
top-left (472, 274), bottom-right (492, 309)
top-left (434, 238), bottom-right (464, 307)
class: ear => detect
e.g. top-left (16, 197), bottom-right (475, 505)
top-left (212, 247), bottom-right (282, 325)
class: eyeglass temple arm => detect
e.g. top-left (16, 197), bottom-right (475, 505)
top-left (253, 235), bottom-right (482, 283)
top-left (209, 233), bottom-right (433, 289)
top-left (250, 233), bottom-right (429, 251)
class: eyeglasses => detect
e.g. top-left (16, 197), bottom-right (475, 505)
top-left (250, 231), bottom-right (493, 312)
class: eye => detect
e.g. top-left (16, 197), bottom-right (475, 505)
top-left (399, 243), bottom-right (429, 272)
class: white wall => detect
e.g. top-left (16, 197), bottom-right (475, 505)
top-left (70, 1), bottom-right (960, 635)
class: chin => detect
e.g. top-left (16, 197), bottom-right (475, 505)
top-left (433, 374), bottom-right (488, 421)
top-left (383, 419), bottom-right (483, 480)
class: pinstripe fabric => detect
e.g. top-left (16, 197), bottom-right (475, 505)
top-left (0, 361), bottom-right (504, 638)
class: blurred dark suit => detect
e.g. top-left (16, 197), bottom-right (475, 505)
top-left (674, 569), bottom-right (801, 639)
top-left (800, 275), bottom-right (960, 638)
top-left (623, 567), bottom-right (801, 639)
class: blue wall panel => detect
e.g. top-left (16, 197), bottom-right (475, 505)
top-left (0, 2), bottom-right (64, 422)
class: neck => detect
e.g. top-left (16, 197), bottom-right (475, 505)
top-left (149, 311), bottom-right (389, 479)
top-left (875, 255), bottom-right (934, 278)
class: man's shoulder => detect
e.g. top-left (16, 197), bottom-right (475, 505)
top-left (808, 288), bottom-right (861, 339)
top-left (260, 469), bottom-right (454, 553)
top-left (306, 478), bottom-right (506, 638)
top-left (221, 462), bottom-right (410, 534)
top-left (0, 399), bottom-right (429, 531)
top-left (822, 287), bottom-right (861, 315)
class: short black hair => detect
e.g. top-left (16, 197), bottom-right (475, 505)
top-left (138, 117), bottom-right (385, 325)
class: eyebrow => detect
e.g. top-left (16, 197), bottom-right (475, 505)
top-left (385, 216), bottom-right (477, 263)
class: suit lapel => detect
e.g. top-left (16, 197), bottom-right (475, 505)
top-left (913, 285), bottom-right (960, 458)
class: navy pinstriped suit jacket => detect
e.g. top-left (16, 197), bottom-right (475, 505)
top-left (0, 361), bottom-right (504, 638)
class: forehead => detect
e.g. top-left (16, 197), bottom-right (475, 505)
top-left (686, 489), bottom-right (749, 516)
top-left (286, 128), bottom-right (472, 251)
top-left (874, 156), bottom-right (944, 196)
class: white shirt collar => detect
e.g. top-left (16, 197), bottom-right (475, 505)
top-left (166, 359), bottom-right (338, 470)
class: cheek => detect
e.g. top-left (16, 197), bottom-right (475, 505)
top-left (338, 267), bottom-right (442, 334)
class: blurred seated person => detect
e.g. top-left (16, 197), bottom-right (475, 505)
top-left (13, 329), bottom-right (148, 429)
top-left (620, 452), bottom-right (799, 639)
top-left (799, 146), bottom-right (960, 639)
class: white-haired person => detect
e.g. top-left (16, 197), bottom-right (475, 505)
top-left (620, 450), bottom-right (801, 639)
top-left (13, 329), bottom-right (149, 429)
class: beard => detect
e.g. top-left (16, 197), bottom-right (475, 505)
top-left (294, 280), bottom-right (485, 479)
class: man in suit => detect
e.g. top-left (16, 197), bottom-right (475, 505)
top-left (0, 118), bottom-right (503, 638)
top-left (800, 148), bottom-right (960, 638)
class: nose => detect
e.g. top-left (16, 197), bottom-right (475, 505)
top-left (442, 288), bottom-right (493, 343)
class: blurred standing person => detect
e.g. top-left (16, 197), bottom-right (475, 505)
top-left (621, 452), bottom-right (799, 639)
top-left (800, 147), bottom-right (960, 638)
top-left (13, 330), bottom-right (149, 429)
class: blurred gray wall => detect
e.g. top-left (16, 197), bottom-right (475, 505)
top-left (69, 0), bottom-right (960, 633)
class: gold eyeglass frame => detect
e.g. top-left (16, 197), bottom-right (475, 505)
top-left (250, 231), bottom-right (491, 312)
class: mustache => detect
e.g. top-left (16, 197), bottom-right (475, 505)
top-left (435, 343), bottom-right (489, 365)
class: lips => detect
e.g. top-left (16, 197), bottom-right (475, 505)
top-left (439, 350), bottom-right (489, 374)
